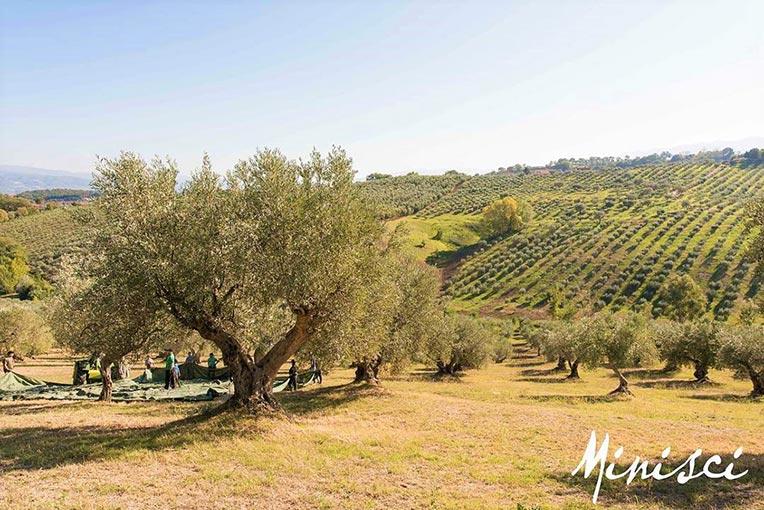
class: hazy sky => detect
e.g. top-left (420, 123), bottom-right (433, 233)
top-left (1, 0), bottom-right (762, 178)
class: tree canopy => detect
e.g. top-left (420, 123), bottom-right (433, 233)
top-left (0, 237), bottom-right (29, 294)
top-left (481, 196), bottom-right (532, 237)
top-left (0, 304), bottom-right (53, 358)
top-left (655, 274), bottom-right (706, 321)
top-left (84, 148), bottom-right (419, 410)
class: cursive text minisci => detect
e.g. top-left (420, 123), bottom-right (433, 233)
top-left (571, 431), bottom-right (748, 504)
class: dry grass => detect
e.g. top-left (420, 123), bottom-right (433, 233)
top-left (1, 351), bottom-right (763, 510)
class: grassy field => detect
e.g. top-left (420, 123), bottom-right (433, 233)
top-left (2, 352), bottom-right (763, 510)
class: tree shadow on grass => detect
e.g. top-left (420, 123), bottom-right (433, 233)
top-left (683, 393), bottom-right (764, 403)
top-left (553, 452), bottom-right (764, 510)
top-left (520, 367), bottom-right (567, 377)
top-left (0, 401), bottom-right (93, 416)
top-left (518, 376), bottom-right (581, 384)
top-left (404, 371), bottom-right (464, 383)
top-left (623, 367), bottom-right (677, 380)
top-left (0, 403), bottom-right (232, 472)
top-left (634, 379), bottom-right (720, 389)
top-left (278, 382), bottom-right (380, 414)
top-left (511, 360), bottom-right (548, 368)
top-left (522, 394), bottom-right (618, 404)
top-left (0, 383), bottom-right (376, 473)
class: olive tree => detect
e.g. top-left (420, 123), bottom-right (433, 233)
top-left (655, 274), bottom-right (706, 322)
top-left (91, 148), bottom-right (386, 411)
top-left (654, 319), bottom-right (721, 383)
top-left (0, 304), bottom-right (53, 358)
top-left (427, 315), bottom-right (494, 375)
top-left (50, 263), bottom-right (185, 401)
top-left (540, 320), bottom-right (594, 379)
top-left (0, 237), bottom-right (29, 294)
top-left (521, 320), bottom-right (552, 357)
top-left (584, 312), bottom-right (656, 395)
top-left (719, 325), bottom-right (764, 397)
top-left (308, 246), bottom-right (443, 384)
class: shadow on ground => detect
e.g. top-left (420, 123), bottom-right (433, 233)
top-left (634, 379), bottom-right (720, 389)
top-left (623, 367), bottom-right (678, 380)
top-left (683, 393), bottom-right (762, 403)
top-left (522, 394), bottom-right (620, 404)
top-left (520, 367), bottom-right (568, 377)
top-left (554, 451), bottom-right (764, 510)
top-left (518, 376), bottom-right (581, 384)
top-left (0, 382), bottom-right (374, 472)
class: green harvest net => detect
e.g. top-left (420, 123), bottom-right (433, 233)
top-left (0, 368), bottom-right (317, 402)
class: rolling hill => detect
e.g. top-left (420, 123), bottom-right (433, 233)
top-left (363, 159), bottom-right (764, 321)
top-left (3, 158), bottom-right (763, 323)
top-left (0, 165), bottom-right (91, 195)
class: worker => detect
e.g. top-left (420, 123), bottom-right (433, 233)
top-left (207, 353), bottom-right (219, 379)
top-left (3, 351), bottom-right (15, 373)
top-left (164, 349), bottom-right (176, 389)
top-left (287, 359), bottom-right (298, 391)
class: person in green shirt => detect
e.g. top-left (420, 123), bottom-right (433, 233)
top-left (164, 349), bottom-right (176, 389)
top-left (207, 353), bottom-right (219, 379)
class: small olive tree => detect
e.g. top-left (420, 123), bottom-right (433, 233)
top-left (0, 304), bottom-right (53, 358)
top-left (0, 237), bottom-right (29, 294)
top-left (655, 274), bottom-right (706, 322)
top-left (311, 248), bottom-right (443, 384)
top-left (719, 325), bottom-right (764, 397)
top-left (50, 263), bottom-right (186, 402)
top-left (584, 312), bottom-right (657, 395)
top-left (540, 320), bottom-right (594, 379)
top-left (654, 319), bottom-right (721, 383)
top-left (427, 315), bottom-right (494, 375)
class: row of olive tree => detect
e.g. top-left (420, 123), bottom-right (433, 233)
top-left (534, 313), bottom-right (764, 397)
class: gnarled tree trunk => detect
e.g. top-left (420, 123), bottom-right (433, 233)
top-left (609, 367), bottom-right (634, 396)
top-left (436, 358), bottom-right (462, 376)
top-left (747, 368), bottom-right (764, 397)
top-left (200, 311), bottom-right (315, 412)
top-left (567, 359), bottom-right (580, 379)
top-left (554, 356), bottom-right (567, 371)
top-left (692, 359), bottom-right (710, 383)
top-left (99, 356), bottom-right (114, 403)
top-left (353, 357), bottom-right (381, 384)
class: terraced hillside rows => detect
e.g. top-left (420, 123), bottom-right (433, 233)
top-left (0, 207), bottom-right (96, 282)
top-left (366, 162), bottom-right (764, 321)
top-left (5, 161), bottom-right (763, 321)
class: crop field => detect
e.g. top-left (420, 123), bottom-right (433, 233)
top-left (2, 351), bottom-right (763, 510)
top-left (0, 207), bottom-right (96, 282)
top-left (365, 162), bottom-right (764, 320)
top-left (5, 161), bottom-right (764, 320)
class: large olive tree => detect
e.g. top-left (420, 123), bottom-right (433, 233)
top-left (91, 148), bottom-right (385, 410)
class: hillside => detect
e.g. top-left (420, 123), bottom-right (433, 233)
top-left (0, 206), bottom-right (97, 282)
top-left (364, 161), bottom-right (764, 321)
top-left (4, 160), bottom-right (763, 322)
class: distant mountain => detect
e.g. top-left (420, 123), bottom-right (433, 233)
top-left (0, 165), bottom-right (91, 195)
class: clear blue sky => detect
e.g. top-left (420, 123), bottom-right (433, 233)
top-left (1, 0), bottom-right (762, 178)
